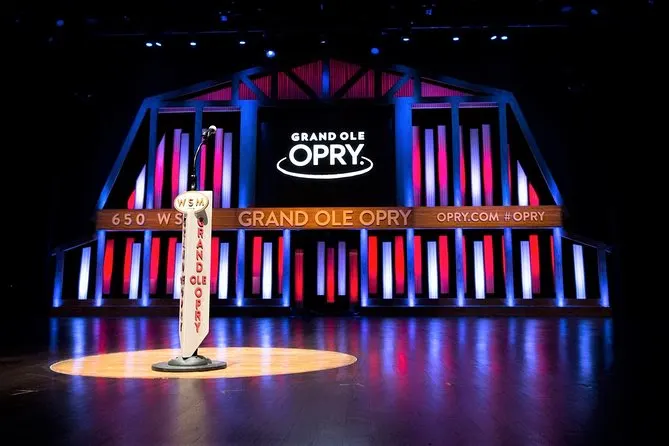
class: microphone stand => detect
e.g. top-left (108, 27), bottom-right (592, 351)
top-left (189, 129), bottom-right (211, 192)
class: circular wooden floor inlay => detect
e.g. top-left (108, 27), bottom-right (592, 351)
top-left (50, 347), bottom-right (357, 379)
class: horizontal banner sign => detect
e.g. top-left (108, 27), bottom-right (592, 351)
top-left (97, 206), bottom-right (562, 230)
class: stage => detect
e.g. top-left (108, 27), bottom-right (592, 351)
top-left (2, 316), bottom-right (618, 445)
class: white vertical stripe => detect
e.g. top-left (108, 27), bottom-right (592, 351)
top-left (482, 124), bottom-right (493, 206)
top-left (173, 242), bottom-right (182, 299)
top-left (222, 132), bottom-right (233, 208)
top-left (382, 242), bottom-right (393, 299)
top-left (179, 133), bottom-right (190, 194)
top-left (437, 125), bottom-right (448, 206)
top-left (262, 242), bottom-right (272, 300)
top-left (129, 242), bottom-right (142, 300)
top-left (218, 242), bottom-right (229, 299)
top-left (316, 241), bottom-right (325, 295)
top-left (427, 241), bottom-right (438, 299)
top-left (337, 241), bottom-right (346, 296)
top-left (135, 165), bottom-right (146, 209)
top-left (517, 161), bottom-right (528, 206)
top-left (424, 128), bottom-right (436, 207)
top-left (573, 244), bottom-right (586, 299)
top-left (520, 241), bottom-right (532, 299)
top-left (470, 128), bottom-right (482, 206)
top-left (78, 247), bottom-right (92, 300)
top-left (474, 241), bottom-right (485, 299)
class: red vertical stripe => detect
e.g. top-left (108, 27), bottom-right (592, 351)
top-left (484, 235), bottom-right (495, 294)
top-left (437, 126), bottom-right (448, 205)
top-left (438, 235), bottom-right (449, 294)
top-left (460, 126), bottom-right (466, 204)
top-left (394, 235), bottom-right (405, 294)
top-left (368, 236), bottom-right (378, 295)
top-left (412, 126), bottom-right (422, 206)
top-left (326, 248), bottom-right (335, 303)
top-left (530, 235), bottom-right (541, 294)
top-left (150, 237), bottom-right (160, 294)
top-left (349, 250), bottom-right (359, 303)
top-left (550, 235), bottom-right (555, 279)
top-left (462, 235), bottom-right (467, 293)
top-left (483, 135), bottom-right (493, 206)
top-left (295, 250), bottom-right (304, 303)
top-left (278, 236), bottom-right (284, 293)
top-left (171, 129), bottom-right (182, 201)
top-left (252, 236), bottom-right (262, 295)
top-left (166, 237), bottom-right (177, 293)
top-left (198, 143), bottom-right (207, 190)
top-left (529, 183), bottom-right (541, 293)
top-left (102, 239), bottom-right (115, 295)
top-left (127, 190), bottom-right (136, 209)
top-left (414, 235), bottom-right (423, 294)
top-left (210, 237), bottom-right (219, 293)
top-left (213, 130), bottom-right (223, 208)
top-left (123, 238), bottom-right (134, 294)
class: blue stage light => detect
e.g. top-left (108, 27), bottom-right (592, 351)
top-left (452, 37), bottom-right (460, 41)
top-left (560, 6), bottom-right (573, 13)
top-left (190, 41), bottom-right (197, 47)
top-left (266, 49), bottom-right (276, 58)
top-left (590, 8), bottom-right (599, 15)
top-left (145, 42), bottom-right (153, 47)
top-left (239, 40), bottom-right (246, 45)
top-left (490, 35), bottom-right (498, 40)
top-left (501, 35), bottom-right (508, 41)
top-left (219, 14), bottom-right (228, 22)
top-left (370, 47), bottom-right (380, 55)
top-left (56, 19), bottom-right (64, 27)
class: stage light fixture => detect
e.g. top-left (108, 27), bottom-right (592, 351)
top-left (320, 39), bottom-right (326, 44)
top-left (56, 19), bottom-right (64, 27)
top-left (490, 35), bottom-right (498, 40)
top-left (145, 42), bottom-right (153, 47)
top-left (452, 36), bottom-right (460, 41)
top-left (266, 49), bottom-right (276, 58)
top-left (219, 14), bottom-right (228, 22)
top-left (190, 41), bottom-right (197, 46)
top-left (402, 36), bottom-right (410, 42)
top-left (155, 42), bottom-right (162, 47)
top-left (501, 35), bottom-right (508, 41)
top-left (239, 40), bottom-right (246, 45)
top-left (370, 47), bottom-right (380, 55)
top-left (590, 8), bottom-right (599, 15)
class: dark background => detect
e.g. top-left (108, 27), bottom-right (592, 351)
top-left (256, 105), bottom-right (395, 207)
top-left (3, 3), bottom-right (661, 437)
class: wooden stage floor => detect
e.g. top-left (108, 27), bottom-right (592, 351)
top-left (1, 316), bottom-right (619, 445)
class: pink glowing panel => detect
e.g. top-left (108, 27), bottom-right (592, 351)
top-left (166, 237), bottom-right (177, 294)
top-left (154, 134), bottom-right (165, 208)
top-left (437, 125), bottom-right (448, 206)
top-left (469, 128), bottom-right (482, 206)
top-left (482, 124), bottom-right (493, 205)
top-left (102, 239), bottom-right (114, 295)
top-left (252, 237), bottom-right (262, 295)
top-left (171, 129), bottom-right (182, 201)
top-left (438, 235), bottom-right (449, 294)
top-left (295, 250), bottom-right (304, 303)
top-left (149, 237), bottom-right (160, 294)
top-left (179, 133), bottom-right (190, 194)
top-left (338, 241), bottom-right (346, 296)
top-left (327, 247), bottom-right (335, 303)
top-left (134, 165), bottom-right (146, 209)
top-left (213, 129), bottom-right (223, 208)
top-left (222, 132), bottom-right (233, 208)
top-left (394, 235), bottom-right (405, 294)
top-left (424, 128), bottom-right (436, 207)
top-left (483, 235), bottom-right (495, 294)
top-left (412, 126), bottom-right (422, 206)
top-left (460, 126), bottom-right (466, 205)
top-left (317, 241), bottom-right (325, 295)
top-left (210, 237), bottom-right (219, 293)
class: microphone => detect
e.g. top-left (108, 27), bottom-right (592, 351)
top-left (202, 125), bottom-right (217, 137)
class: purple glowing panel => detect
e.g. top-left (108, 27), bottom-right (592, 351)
top-left (78, 247), bottom-right (92, 300)
top-left (222, 132), bottom-right (233, 208)
top-left (520, 240), bottom-right (532, 299)
top-left (317, 241), bottom-right (325, 296)
top-left (218, 242), bottom-right (229, 299)
top-left (482, 124), bottom-right (493, 206)
top-left (262, 242), bottom-right (273, 300)
top-left (517, 161), bottom-right (528, 206)
top-left (437, 125), bottom-right (448, 206)
top-left (338, 241), bottom-right (346, 296)
top-left (424, 129), bottom-right (436, 207)
top-left (154, 134), bottom-right (165, 208)
top-left (470, 128), bottom-right (482, 206)
top-left (134, 165), bottom-right (146, 209)
top-left (129, 242), bottom-right (142, 300)
top-left (213, 129), bottom-right (223, 208)
top-left (427, 241), bottom-right (438, 300)
top-left (573, 244), bottom-right (586, 299)
top-left (179, 133), bottom-right (190, 194)
top-left (473, 241), bottom-right (485, 299)
top-left (382, 242), bottom-right (393, 299)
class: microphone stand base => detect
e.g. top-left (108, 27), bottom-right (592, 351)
top-left (151, 355), bottom-right (227, 373)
